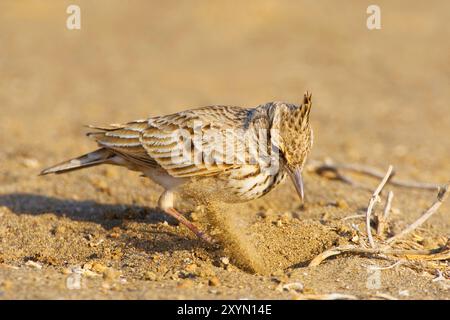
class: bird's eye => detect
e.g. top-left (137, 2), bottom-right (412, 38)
top-left (278, 149), bottom-right (288, 164)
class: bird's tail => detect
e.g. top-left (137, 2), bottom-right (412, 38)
top-left (39, 148), bottom-right (114, 175)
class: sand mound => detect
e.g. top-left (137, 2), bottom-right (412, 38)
top-left (206, 202), bottom-right (339, 275)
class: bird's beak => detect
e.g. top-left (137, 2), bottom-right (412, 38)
top-left (288, 167), bottom-right (304, 201)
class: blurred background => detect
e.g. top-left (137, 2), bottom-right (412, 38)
top-left (0, 0), bottom-right (449, 299)
top-left (0, 0), bottom-right (449, 180)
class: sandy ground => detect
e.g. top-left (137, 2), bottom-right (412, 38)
top-left (0, 1), bottom-right (449, 299)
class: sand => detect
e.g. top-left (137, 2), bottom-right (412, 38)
top-left (0, 1), bottom-right (449, 299)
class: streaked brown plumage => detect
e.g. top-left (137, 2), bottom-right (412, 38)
top-left (41, 92), bottom-right (314, 243)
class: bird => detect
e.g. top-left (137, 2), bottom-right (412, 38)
top-left (41, 92), bottom-right (314, 243)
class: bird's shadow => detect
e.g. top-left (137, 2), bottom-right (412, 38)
top-left (0, 193), bottom-right (202, 254)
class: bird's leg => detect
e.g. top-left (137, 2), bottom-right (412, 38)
top-left (158, 190), bottom-right (214, 244)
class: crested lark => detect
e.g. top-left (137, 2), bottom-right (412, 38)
top-left (41, 92), bottom-right (314, 243)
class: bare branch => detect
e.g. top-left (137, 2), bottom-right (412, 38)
top-left (362, 260), bottom-right (403, 270)
top-left (309, 244), bottom-right (450, 267)
top-left (308, 160), bottom-right (440, 191)
top-left (341, 214), bottom-right (365, 221)
top-left (383, 191), bottom-right (394, 220)
top-left (387, 183), bottom-right (449, 245)
top-left (376, 190), bottom-right (394, 236)
top-left (294, 293), bottom-right (358, 300)
top-left (371, 293), bottom-right (398, 300)
top-left (366, 165), bottom-right (393, 248)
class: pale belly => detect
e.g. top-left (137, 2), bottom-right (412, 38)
top-left (142, 167), bottom-right (188, 190)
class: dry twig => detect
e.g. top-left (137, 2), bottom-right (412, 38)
top-left (387, 184), bottom-right (449, 245)
top-left (308, 156), bottom-right (449, 278)
top-left (341, 214), bottom-right (365, 221)
top-left (308, 244), bottom-right (450, 267)
top-left (362, 260), bottom-right (403, 270)
top-left (366, 165), bottom-right (393, 248)
top-left (371, 292), bottom-right (398, 300)
top-left (308, 159), bottom-right (441, 191)
top-left (309, 182), bottom-right (449, 267)
top-left (376, 190), bottom-right (394, 236)
top-left (383, 191), bottom-right (394, 220)
top-left (294, 293), bottom-right (358, 300)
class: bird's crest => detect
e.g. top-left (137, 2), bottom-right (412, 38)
top-left (300, 91), bottom-right (312, 126)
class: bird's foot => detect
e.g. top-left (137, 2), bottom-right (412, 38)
top-left (164, 207), bottom-right (215, 244)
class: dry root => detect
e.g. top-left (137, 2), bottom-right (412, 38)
top-left (309, 162), bottom-right (449, 273)
top-left (308, 159), bottom-right (441, 191)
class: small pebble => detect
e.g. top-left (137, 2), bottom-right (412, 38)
top-left (22, 158), bottom-right (40, 168)
top-left (92, 262), bottom-right (107, 274)
top-left (399, 290), bottom-right (410, 297)
top-left (104, 167), bottom-right (119, 178)
top-left (177, 279), bottom-right (194, 289)
top-left (0, 280), bottom-right (13, 291)
top-left (336, 199), bottom-right (349, 209)
top-left (282, 211), bottom-right (292, 220)
top-left (53, 225), bottom-right (66, 235)
top-left (103, 268), bottom-right (120, 281)
top-left (82, 262), bottom-right (93, 270)
top-left (61, 268), bottom-right (72, 275)
top-left (208, 277), bottom-right (220, 287)
top-left (277, 282), bottom-right (304, 293)
top-left (257, 211), bottom-right (268, 219)
top-left (25, 260), bottom-right (42, 269)
top-left (185, 263), bottom-right (197, 273)
top-left (190, 211), bottom-right (200, 222)
top-left (144, 271), bottom-right (157, 281)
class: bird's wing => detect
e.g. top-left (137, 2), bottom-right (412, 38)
top-left (87, 105), bottom-right (253, 178)
top-left (86, 121), bottom-right (159, 168)
top-left (140, 105), bottom-right (251, 177)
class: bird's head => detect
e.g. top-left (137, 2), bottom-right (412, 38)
top-left (267, 91), bottom-right (313, 201)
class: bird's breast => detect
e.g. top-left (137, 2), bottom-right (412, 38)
top-left (220, 164), bottom-right (287, 202)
